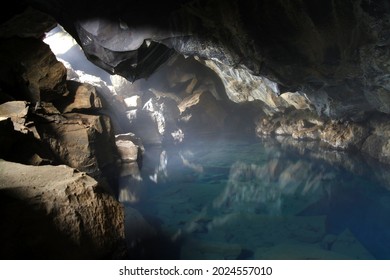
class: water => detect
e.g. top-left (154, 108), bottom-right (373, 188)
top-left (119, 135), bottom-right (390, 260)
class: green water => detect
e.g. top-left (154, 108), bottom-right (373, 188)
top-left (120, 136), bottom-right (390, 260)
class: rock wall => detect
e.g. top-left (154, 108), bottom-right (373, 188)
top-left (0, 7), bottom-right (125, 259)
top-left (0, 160), bottom-right (125, 259)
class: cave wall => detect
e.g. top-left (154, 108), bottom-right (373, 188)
top-left (11, 0), bottom-right (390, 121)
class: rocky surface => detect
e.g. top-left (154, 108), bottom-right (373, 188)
top-left (15, 0), bottom-right (388, 120)
top-left (0, 8), bottom-right (126, 259)
top-left (0, 159), bottom-right (125, 259)
top-left (2, 0), bottom-right (390, 261)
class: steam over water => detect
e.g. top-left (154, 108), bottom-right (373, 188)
top-left (121, 135), bottom-right (390, 260)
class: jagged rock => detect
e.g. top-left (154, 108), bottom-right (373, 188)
top-left (361, 116), bottom-right (390, 164)
top-left (0, 36), bottom-right (67, 103)
top-left (0, 101), bottom-right (29, 133)
top-left (202, 59), bottom-right (283, 106)
top-left (179, 91), bottom-right (227, 135)
top-left (57, 81), bottom-right (102, 113)
top-left (126, 109), bottom-right (162, 145)
top-left (115, 132), bottom-right (145, 154)
top-left (0, 159), bottom-right (125, 259)
top-left (35, 113), bottom-right (118, 178)
top-left (110, 74), bottom-right (143, 96)
top-left (0, 7), bottom-right (56, 38)
top-left (126, 95), bottom-right (180, 144)
top-left (124, 207), bottom-right (156, 249)
top-left (320, 121), bottom-right (369, 150)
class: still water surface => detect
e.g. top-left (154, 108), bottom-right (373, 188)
top-left (119, 135), bottom-right (390, 260)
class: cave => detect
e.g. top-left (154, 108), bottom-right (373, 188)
top-left (1, 0), bottom-right (390, 260)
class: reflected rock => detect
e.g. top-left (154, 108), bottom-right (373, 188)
top-left (255, 243), bottom-right (350, 260)
top-left (213, 159), bottom-right (329, 215)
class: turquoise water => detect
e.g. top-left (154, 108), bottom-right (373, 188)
top-left (120, 136), bottom-right (390, 260)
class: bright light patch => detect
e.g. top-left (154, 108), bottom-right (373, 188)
top-left (43, 25), bottom-right (80, 55)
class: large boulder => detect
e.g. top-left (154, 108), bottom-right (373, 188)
top-left (0, 159), bottom-right (125, 259)
top-left (35, 112), bottom-right (118, 178)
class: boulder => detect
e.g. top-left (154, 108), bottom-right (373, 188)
top-left (115, 139), bottom-right (139, 163)
top-left (0, 159), bottom-right (125, 259)
top-left (0, 101), bottom-right (29, 133)
top-left (35, 113), bottom-right (118, 178)
top-left (0, 37), bottom-right (67, 103)
top-left (58, 81), bottom-right (102, 113)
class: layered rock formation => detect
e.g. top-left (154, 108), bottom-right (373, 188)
top-left (6, 0), bottom-right (386, 162)
top-left (0, 160), bottom-right (125, 259)
top-left (0, 7), bottom-right (125, 259)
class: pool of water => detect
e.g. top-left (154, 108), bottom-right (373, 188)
top-left (119, 135), bottom-right (390, 260)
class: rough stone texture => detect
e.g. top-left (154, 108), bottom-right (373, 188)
top-left (35, 113), bottom-right (118, 178)
top-left (0, 101), bottom-right (29, 133)
top-left (16, 0), bottom-right (389, 121)
top-left (115, 138), bottom-right (139, 163)
top-left (0, 159), bottom-right (125, 259)
top-left (320, 120), bottom-right (369, 150)
top-left (361, 115), bottom-right (390, 164)
top-left (179, 91), bottom-right (228, 135)
top-left (0, 36), bottom-right (67, 103)
top-left (58, 81), bottom-right (103, 113)
top-left (0, 6), bottom-right (56, 39)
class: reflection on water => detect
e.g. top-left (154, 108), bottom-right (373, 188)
top-left (120, 136), bottom-right (390, 260)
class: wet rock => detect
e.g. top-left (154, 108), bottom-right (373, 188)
top-left (321, 121), bottom-right (369, 150)
top-left (0, 159), bottom-right (125, 259)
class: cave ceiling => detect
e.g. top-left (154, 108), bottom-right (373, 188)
top-left (2, 0), bottom-right (390, 119)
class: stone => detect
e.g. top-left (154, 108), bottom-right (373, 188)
top-left (0, 101), bottom-right (29, 133)
top-left (321, 121), bottom-right (369, 150)
top-left (35, 113), bottom-right (118, 178)
top-left (111, 74), bottom-right (143, 96)
top-left (179, 91), bottom-right (228, 135)
top-left (59, 81), bottom-right (102, 113)
top-left (115, 132), bottom-right (145, 154)
top-left (0, 36), bottom-right (67, 103)
top-left (115, 139), bottom-right (139, 162)
top-left (0, 159), bottom-right (125, 259)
